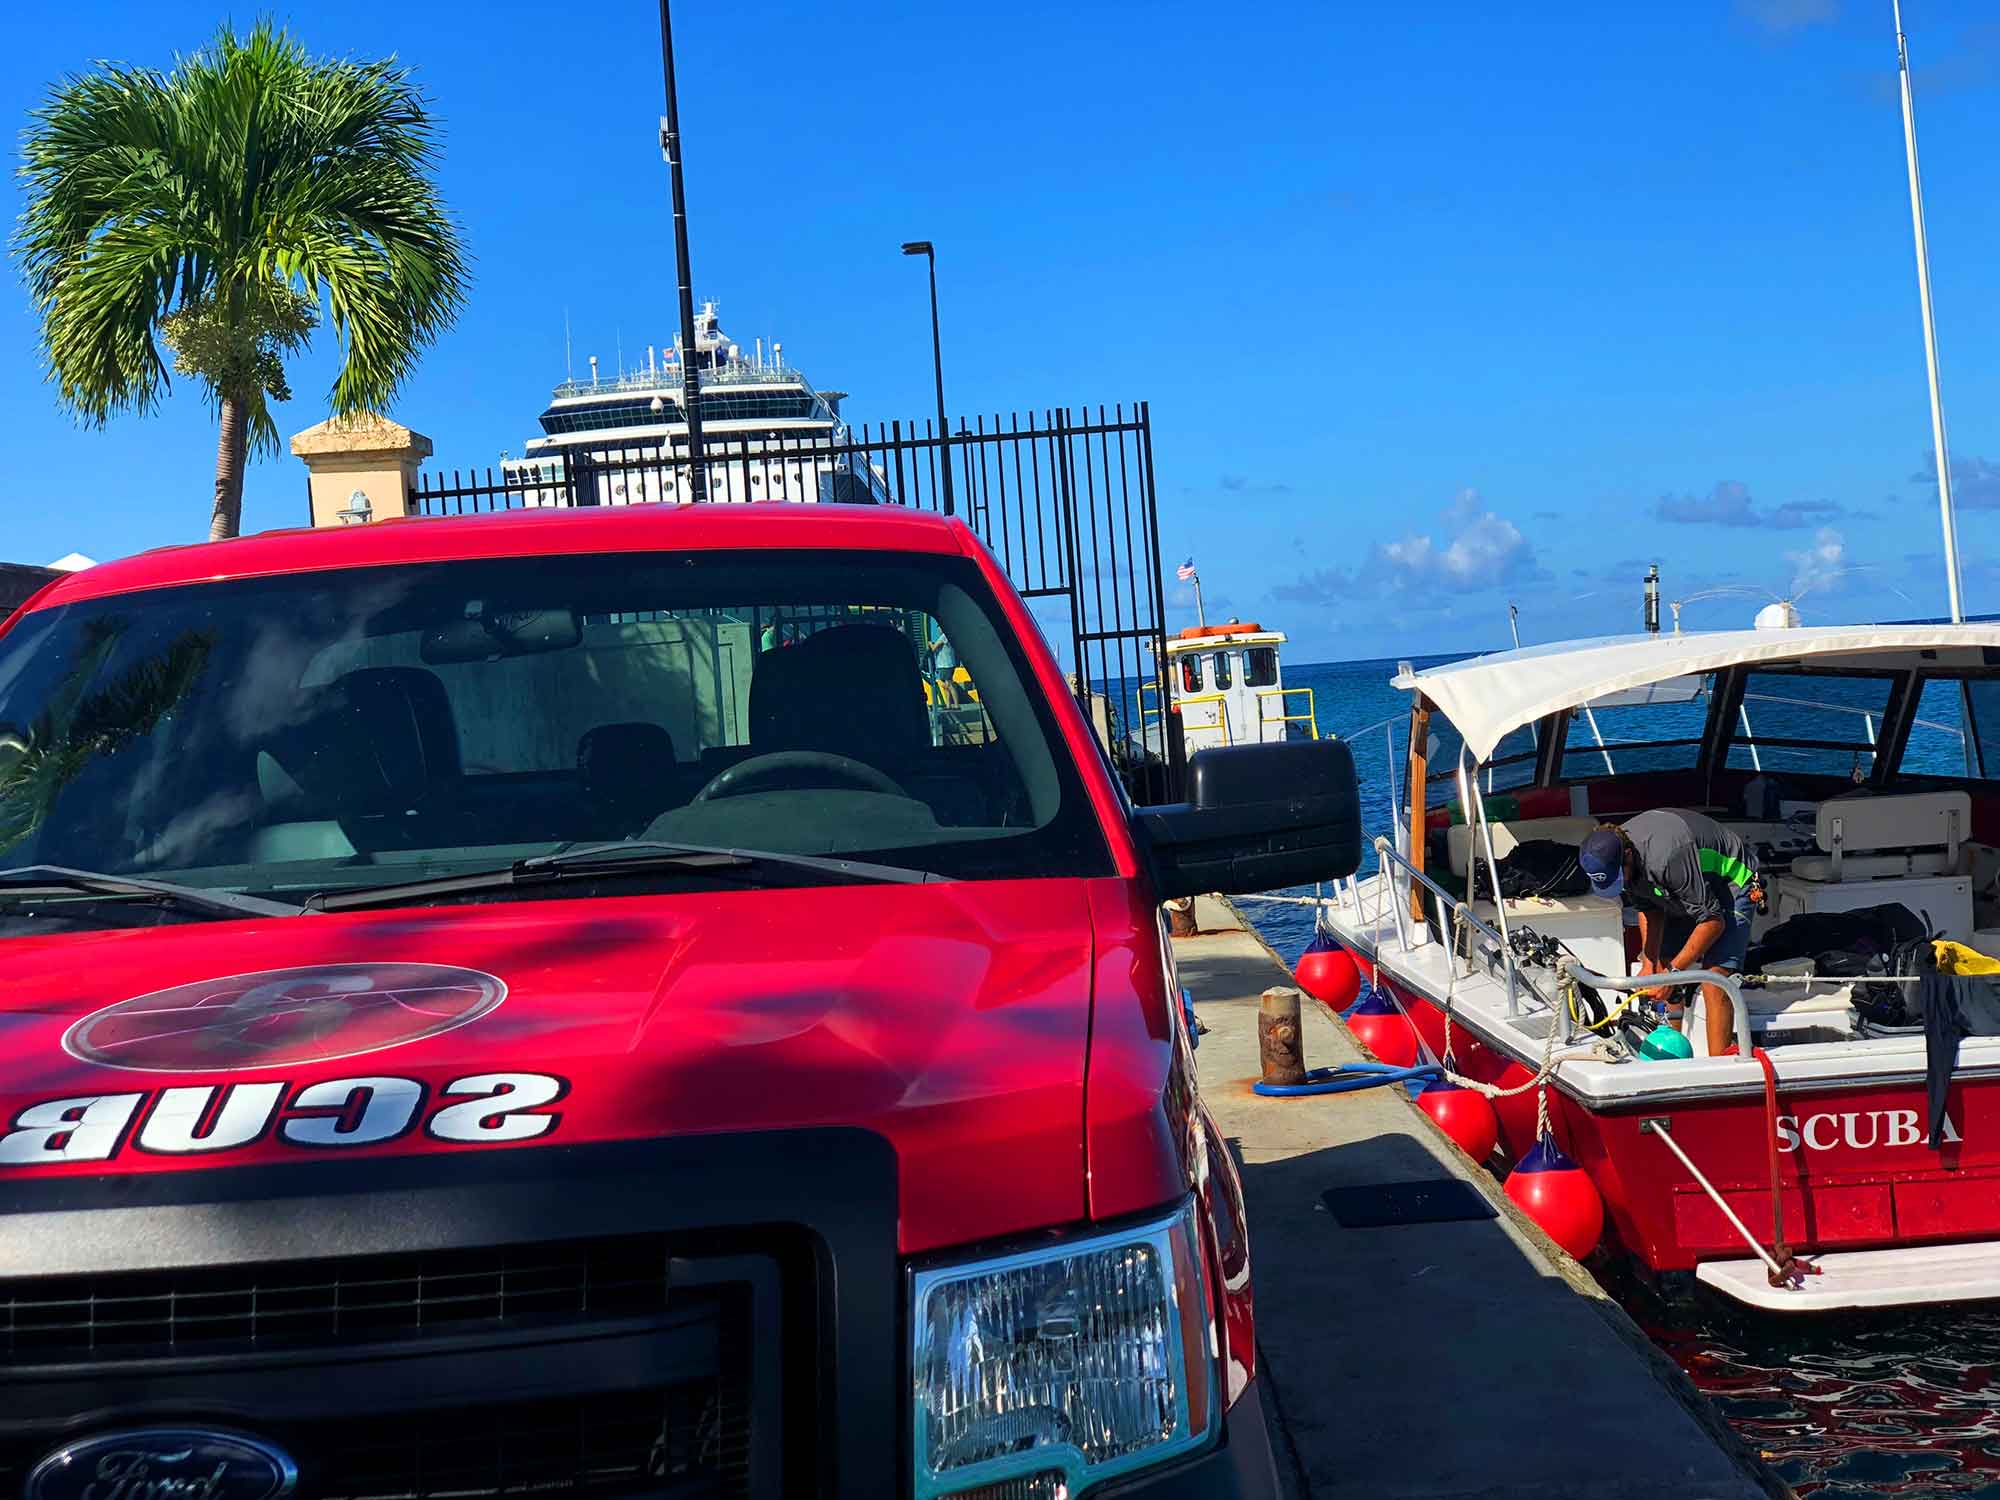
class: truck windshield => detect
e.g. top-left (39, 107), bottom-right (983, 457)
top-left (0, 549), bottom-right (1112, 910)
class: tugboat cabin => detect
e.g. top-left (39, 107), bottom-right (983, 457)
top-left (1145, 623), bottom-right (1317, 753)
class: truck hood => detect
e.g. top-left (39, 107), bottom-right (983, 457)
top-left (0, 880), bottom-right (1095, 1253)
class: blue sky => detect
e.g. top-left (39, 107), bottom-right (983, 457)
top-left (3, 0), bottom-right (1996, 662)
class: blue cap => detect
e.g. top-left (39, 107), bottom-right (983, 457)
top-left (1579, 829), bottom-right (1625, 899)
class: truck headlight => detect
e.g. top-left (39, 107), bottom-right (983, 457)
top-left (910, 1200), bottom-right (1216, 1498)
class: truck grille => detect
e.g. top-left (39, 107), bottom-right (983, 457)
top-left (0, 1379), bottom-right (750, 1500)
top-left (313, 1380), bottom-right (748, 1500)
top-left (0, 1234), bottom-right (673, 1362)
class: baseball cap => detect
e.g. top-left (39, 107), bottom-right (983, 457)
top-left (1578, 829), bottom-right (1625, 899)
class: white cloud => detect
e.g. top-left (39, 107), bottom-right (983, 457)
top-left (1275, 488), bottom-right (1542, 609)
top-left (1381, 488), bottom-right (1534, 586)
top-left (1787, 527), bottom-right (1846, 599)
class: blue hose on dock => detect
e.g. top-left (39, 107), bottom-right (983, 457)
top-left (1252, 1062), bottom-right (1441, 1097)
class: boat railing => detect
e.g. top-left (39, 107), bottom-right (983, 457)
top-left (1256, 685), bottom-right (1319, 739)
top-left (1334, 713), bottom-right (1406, 858)
top-left (549, 362), bottom-right (815, 400)
top-left (1355, 836), bottom-right (1755, 1054)
top-left (1134, 682), bottom-right (1325, 749)
top-left (1149, 687), bottom-right (1232, 748)
top-left (1357, 833), bottom-right (1526, 1018)
top-left (1557, 960), bottom-right (1754, 1057)
top-left (1135, 679), bottom-right (1166, 745)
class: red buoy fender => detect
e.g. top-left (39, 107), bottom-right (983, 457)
top-left (1295, 936), bottom-right (1361, 1011)
top-left (1504, 1138), bottom-right (1604, 1260)
top-left (1344, 985), bottom-right (1418, 1069)
top-left (1416, 1078), bottom-right (1499, 1162)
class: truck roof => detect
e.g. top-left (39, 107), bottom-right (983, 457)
top-left (26, 502), bottom-right (974, 609)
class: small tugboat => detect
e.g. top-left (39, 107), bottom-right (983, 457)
top-left (1135, 561), bottom-right (1317, 756)
top-left (1318, 618), bottom-right (2000, 1312)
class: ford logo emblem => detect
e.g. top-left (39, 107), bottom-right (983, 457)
top-left (26, 1429), bottom-right (297, 1500)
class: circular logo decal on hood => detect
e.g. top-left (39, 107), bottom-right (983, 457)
top-left (64, 963), bottom-right (507, 1072)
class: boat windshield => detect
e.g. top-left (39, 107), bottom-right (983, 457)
top-left (0, 549), bottom-right (1110, 919)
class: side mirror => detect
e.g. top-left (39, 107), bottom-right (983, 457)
top-left (1135, 739), bottom-right (1362, 901)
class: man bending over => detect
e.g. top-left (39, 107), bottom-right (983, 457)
top-left (1579, 811), bottom-right (1761, 1057)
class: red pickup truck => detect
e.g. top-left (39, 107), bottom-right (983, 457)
top-left (0, 503), bottom-right (1358, 1500)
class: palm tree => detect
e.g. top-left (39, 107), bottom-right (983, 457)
top-left (17, 23), bottom-right (468, 540)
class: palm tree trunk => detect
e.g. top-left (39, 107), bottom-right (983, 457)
top-left (207, 392), bottom-right (249, 541)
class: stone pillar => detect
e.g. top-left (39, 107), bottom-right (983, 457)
top-left (290, 413), bottom-right (434, 527)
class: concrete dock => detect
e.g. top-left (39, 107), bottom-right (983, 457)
top-left (1176, 898), bottom-right (1786, 1500)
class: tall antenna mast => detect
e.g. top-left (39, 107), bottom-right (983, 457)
top-left (1894, 0), bottom-right (1963, 623)
top-left (658, 0), bottom-right (709, 501)
top-left (564, 307), bottom-right (572, 382)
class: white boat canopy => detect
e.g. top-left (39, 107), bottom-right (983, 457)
top-left (1392, 624), bottom-right (2000, 764)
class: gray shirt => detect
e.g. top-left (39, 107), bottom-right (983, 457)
top-left (1623, 809), bottom-right (1756, 926)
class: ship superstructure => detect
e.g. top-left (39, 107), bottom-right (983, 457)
top-left (503, 301), bottom-right (889, 506)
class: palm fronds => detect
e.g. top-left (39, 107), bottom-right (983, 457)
top-left (15, 22), bottom-right (469, 530)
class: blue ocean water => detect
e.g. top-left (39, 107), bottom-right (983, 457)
top-left (1234, 652), bottom-right (1997, 1500)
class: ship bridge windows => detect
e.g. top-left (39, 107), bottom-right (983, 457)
top-left (1244, 647), bottom-right (1278, 688)
top-left (539, 400), bottom-right (669, 436)
top-left (1178, 656), bottom-right (1202, 694)
top-left (538, 391), bottom-right (821, 437)
top-left (1211, 652), bottom-right (1233, 690)
top-left (702, 391), bottom-right (822, 423)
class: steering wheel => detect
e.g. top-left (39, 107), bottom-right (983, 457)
top-left (691, 750), bottom-right (904, 804)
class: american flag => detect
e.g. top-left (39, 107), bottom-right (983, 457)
top-left (1176, 557), bottom-right (1197, 581)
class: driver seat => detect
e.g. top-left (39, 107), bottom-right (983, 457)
top-left (748, 625), bottom-right (930, 770)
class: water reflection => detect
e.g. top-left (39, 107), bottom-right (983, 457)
top-left (1618, 1269), bottom-right (2000, 1497)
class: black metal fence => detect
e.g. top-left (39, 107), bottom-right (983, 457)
top-left (410, 405), bottom-right (1179, 800)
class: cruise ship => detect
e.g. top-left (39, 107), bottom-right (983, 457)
top-left (502, 301), bottom-right (890, 506)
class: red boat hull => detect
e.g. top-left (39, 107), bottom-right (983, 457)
top-left (1388, 981), bottom-right (1999, 1274)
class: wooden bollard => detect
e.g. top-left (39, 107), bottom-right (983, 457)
top-left (1258, 986), bottom-right (1307, 1087)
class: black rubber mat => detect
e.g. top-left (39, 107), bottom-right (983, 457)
top-left (1322, 1179), bottom-right (1498, 1228)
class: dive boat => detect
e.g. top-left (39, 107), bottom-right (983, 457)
top-left (1318, 621), bottom-right (2000, 1312)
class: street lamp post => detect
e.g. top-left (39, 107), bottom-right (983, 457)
top-left (901, 240), bottom-right (953, 515)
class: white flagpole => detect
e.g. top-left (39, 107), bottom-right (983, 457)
top-left (1193, 572), bottom-right (1206, 628)
top-left (1894, 0), bottom-right (1964, 623)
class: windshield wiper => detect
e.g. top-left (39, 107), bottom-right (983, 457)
top-left (0, 865), bottom-right (305, 920)
top-left (523, 840), bottom-right (940, 884)
top-left (308, 840), bottom-right (941, 913)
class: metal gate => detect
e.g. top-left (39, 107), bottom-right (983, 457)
top-left (410, 403), bottom-right (1178, 799)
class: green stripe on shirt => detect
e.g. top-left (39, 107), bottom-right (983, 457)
top-left (1698, 847), bottom-right (1755, 889)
